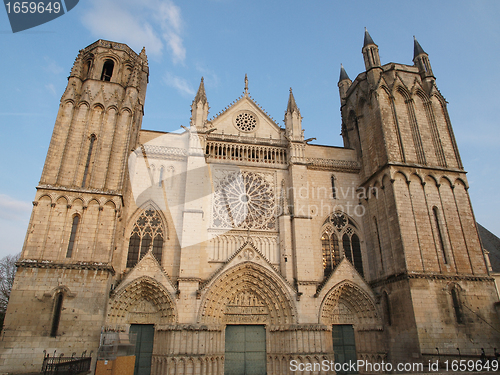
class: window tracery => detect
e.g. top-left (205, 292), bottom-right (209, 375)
top-left (234, 111), bottom-right (258, 132)
top-left (212, 170), bottom-right (276, 230)
top-left (321, 212), bottom-right (364, 277)
top-left (126, 209), bottom-right (164, 268)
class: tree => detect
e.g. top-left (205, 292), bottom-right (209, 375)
top-left (0, 253), bottom-right (19, 330)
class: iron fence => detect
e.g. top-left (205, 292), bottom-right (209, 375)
top-left (41, 350), bottom-right (92, 375)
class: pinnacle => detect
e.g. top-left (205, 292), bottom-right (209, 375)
top-left (339, 64), bottom-right (350, 82)
top-left (140, 47), bottom-right (148, 67)
top-left (363, 27), bottom-right (376, 47)
top-left (413, 36), bottom-right (427, 59)
top-left (194, 77), bottom-right (207, 104)
top-left (287, 87), bottom-right (299, 114)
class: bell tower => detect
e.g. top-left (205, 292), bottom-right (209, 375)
top-left (40, 40), bottom-right (148, 193)
top-left (0, 40), bottom-right (149, 372)
top-left (23, 40), bottom-right (149, 263)
top-left (339, 31), bottom-right (499, 363)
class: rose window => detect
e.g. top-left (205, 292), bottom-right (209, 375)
top-left (213, 171), bottom-right (276, 230)
top-left (234, 112), bottom-right (257, 132)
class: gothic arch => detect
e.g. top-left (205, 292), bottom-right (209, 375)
top-left (107, 276), bottom-right (176, 326)
top-left (198, 262), bottom-right (296, 325)
top-left (320, 280), bottom-right (381, 330)
top-left (126, 200), bottom-right (169, 239)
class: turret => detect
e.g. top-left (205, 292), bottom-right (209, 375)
top-left (338, 64), bottom-right (352, 104)
top-left (190, 77), bottom-right (209, 128)
top-left (284, 88), bottom-right (303, 141)
top-left (413, 36), bottom-right (435, 86)
top-left (362, 28), bottom-right (381, 70)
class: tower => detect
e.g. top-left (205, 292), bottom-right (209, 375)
top-left (0, 40), bottom-right (148, 371)
top-left (339, 31), bottom-right (499, 362)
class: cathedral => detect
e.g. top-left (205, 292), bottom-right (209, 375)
top-left (1, 30), bottom-right (499, 375)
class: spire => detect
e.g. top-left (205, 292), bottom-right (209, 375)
top-left (363, 27), bottom-right (375, 47)
top-left (412, 36), bottom-right (434, 82)
top-left (362, 28), bottom-right (381, 71)
top-left (139, 47), bottom-right (148, 68)
top-left (338, 64), bottom-right (352, 101)
top-left (413, 36), bottom-right (426, 59)
top-left (191, 77), bottom-right (209, 127)
top-left (287, 88), bottom-right (299, 114)
top-left (244, 74), bottom-right (249, 95)
top-left (339, 64), bottom-right (350, 83)
top-left (284, 88), bottom-right (303, 141)
top-left (194, 77), bottom-right (207, 104)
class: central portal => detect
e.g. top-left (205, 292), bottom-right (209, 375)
top-left (224, 325), bottom-right (266, 375)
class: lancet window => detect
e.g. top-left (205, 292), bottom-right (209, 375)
top-left (126, 209), bottom-right (164, 268)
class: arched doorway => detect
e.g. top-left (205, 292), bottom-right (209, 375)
top-left (198, 262), bottom-right (296, 375)
top-left (107, 277), bottom-right (177, 375)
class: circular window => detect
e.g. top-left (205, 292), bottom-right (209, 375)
top-left (234, 111), bottom-right (258, 132)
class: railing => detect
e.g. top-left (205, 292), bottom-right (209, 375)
top-left (41, 350), bottom-right (92, 375)
top-left (205, 141), bottom-right (287, 165)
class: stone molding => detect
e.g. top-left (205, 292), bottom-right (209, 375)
top-left (142, 144), bottom-right (188, 160)
top-left (306, 157), bottom-right (361, 172)
top-left (369, 272), bottom-right (494, 288)
top-left (17, 260), bottom-right (115, 274)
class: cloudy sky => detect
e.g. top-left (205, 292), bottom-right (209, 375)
top-left (0, 0), bottom-right (499, 259)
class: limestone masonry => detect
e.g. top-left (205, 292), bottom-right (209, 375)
top-left (1, 31), bottom-right (499, 374)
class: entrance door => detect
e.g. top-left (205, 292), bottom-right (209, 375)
top-left (130, 324), bottom-right (155, 375)
top-left (225, 325), bottom-right (266, 375)
top-left (332, 324), bottom-right (357, 373)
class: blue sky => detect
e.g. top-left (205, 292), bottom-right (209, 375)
top-left (0, 0), bottom-right (499, 259)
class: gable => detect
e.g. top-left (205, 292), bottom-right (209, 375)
top-left (210, 96), bottom-right (284, 140)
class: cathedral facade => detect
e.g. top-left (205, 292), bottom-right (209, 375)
top-left (1, 31), bottom-right (499, 374)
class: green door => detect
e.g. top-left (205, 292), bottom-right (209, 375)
top-left (332, 325), bottom-right (357, 374)
top-left (130, 324), bottom-right (155, 375)
top-left (225, 325), bottom-right (266, 375)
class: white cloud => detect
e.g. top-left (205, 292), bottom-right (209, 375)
top-left (81, 0), bottom-right (186, 63)
top-left (0, 194), bottom-right (31, 221)
top-left (163, 72), bottom-right (195, 96)
top-left (43, 57), bottom-right (64, 75)
top-left (45, 83), bottom-right (57, 96)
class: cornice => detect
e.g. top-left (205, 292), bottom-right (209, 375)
top-left (306, 158), bottom-right (361, 173)
top-left (369, 271), bottom-right (493, 288)
top-left (17, 260), bottom-right (115, 275)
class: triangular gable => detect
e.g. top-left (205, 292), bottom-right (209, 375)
top-left (199, 240), bottom-right (296, 296)
top-left (315, 257), bottom-right (376, 302)
top-left (209, 94), bottom-right (283, 139)
top-left (115, 250), bottom-right (176, 296)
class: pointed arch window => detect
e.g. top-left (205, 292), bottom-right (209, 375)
top-left (66, 215), bottom-right (79, 258)
top-left (322, 212), bottom-right (364, 278)
top-left (322, 231), bottom-right (340, 277)
top-left (83, 60), bottom-right (91, 79)
top-left (383, 291), bottom-right (392, 326)
top-left (126, 209), bottom-right (164, 268)
top-left (101, 60), bottom-right (114, 81)
top-left (158, 166), bottom-right (164, 187)
top-left (433, 207), bottom-right (448, 264)
top-left (451, 286), bottom-right (464, 324)
top-left (82, 134), bottom-right (96, 187)
top-left (50, 292), bottom-right (64, 337)
top-left (331, 175), bottom-right (337, 199)
top-left (373, 217), bottom-right (384, 271)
